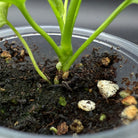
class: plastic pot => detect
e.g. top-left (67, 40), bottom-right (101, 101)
top-left (0, 26), bottom-right (138, 138)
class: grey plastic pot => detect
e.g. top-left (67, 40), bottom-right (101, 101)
top-left (0, 26), bottom-right (138, 138)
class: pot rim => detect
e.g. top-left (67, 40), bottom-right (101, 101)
top-left (0, 120), bottom-right (137, 138)
top-left (1, 25), bottom-right (137, 63)
top-left (0, 25), bottom-right (138, 138)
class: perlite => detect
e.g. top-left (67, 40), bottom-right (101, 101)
top-left (78, 100), bottom-right (96, 112)
top-left (97, 80), bottom-right (119, 98)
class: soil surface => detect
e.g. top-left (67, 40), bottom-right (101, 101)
top-left (0, 40), bottom-right (137, 135)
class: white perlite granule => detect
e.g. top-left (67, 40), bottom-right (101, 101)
top-left (78, 100), bottom-right (96, 111)
top-left (97, 80), bottom-right (119, 98)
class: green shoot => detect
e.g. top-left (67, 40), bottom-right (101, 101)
top-left (50, 126), bottom-right (58, 134)
top-left (59, 96), bottom-right (67, 106)
top-left (0, 0), bottom-right (137, 83)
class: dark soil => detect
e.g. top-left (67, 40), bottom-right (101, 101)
top-left (0, 41), bottom-right (136, 135)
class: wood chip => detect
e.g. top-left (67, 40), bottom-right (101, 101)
top-left (57, 122), bottom-right (68, 135)
top-left (121, 105), bottom-right (138, 120)
top-left (121, 96), bottom-right (137, 105)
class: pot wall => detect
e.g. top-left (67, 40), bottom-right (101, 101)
top-left (0, 26), bottom-right (138, 138)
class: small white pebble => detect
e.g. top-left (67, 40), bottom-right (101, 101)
top-left (97, 80), bottom-right (119, 98)
top-left (78, 100), bottom-right (96, 112)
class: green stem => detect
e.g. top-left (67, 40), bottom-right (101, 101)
top-left (62, 0), bottom-right (130, 71)
top-left (17, 3), bottom-right (62, 59)
top-left (72, 0), bottom-right (81, 29)
top-left (63, 0), bottom-right (68, 24)
top-left (61, 0), bottom-right (80, 52)
top-left (59, 0), bottom-right (81, 66)
top-left (6, 20), bottom-right (51, 84)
